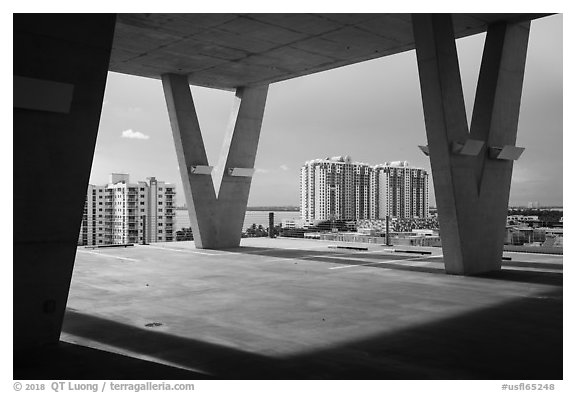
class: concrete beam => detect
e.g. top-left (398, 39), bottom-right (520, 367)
top-left (413, 14), bottom-right (530, 275)
top-left (13, 14), bottom-right (116, 352)
top-left (162, 74), bottom-right (268, 248)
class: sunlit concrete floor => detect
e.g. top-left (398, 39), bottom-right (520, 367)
top-left (19, 238), bottom-right (563, 379)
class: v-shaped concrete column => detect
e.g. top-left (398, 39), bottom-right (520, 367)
top-left (162, 74), bottom-right (269, 249)
top-left (412, 14), bottom-right (530, 275)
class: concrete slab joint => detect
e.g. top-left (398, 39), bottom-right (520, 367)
top-left (412, 14), bottom-right (530, 275)
top-left (162, 73), bottom-right (269, 249)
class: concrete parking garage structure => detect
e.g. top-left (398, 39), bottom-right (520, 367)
top-left (14, 13), bottom-right (560, 377)
top-left (19, 238), bottom-right (563, 379)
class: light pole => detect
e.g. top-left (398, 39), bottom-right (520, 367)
top-left (141, 215), bottom-right (147, 245)
top-left (386, 215), bottom-right (391, 246)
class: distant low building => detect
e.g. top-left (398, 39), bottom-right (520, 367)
top-left (281, 219), bottom-right (301, 229)
top-left (504, 226), bottom-right (562, 248)
top-left (508, 215), bottom-right (539, 223)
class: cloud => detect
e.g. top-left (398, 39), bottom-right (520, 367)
top-left (255, 168), bottom-right (270, 174)
top-left (279, 164), bottom-right (289, 171)
top-left (121, 129), bottom-right (150, 140)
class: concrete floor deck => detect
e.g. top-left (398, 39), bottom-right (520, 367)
top-left (16, 238), bottom-right (563, 379)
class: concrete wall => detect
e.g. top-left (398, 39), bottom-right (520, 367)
top-left (14, 14), bottom-right (116, 352)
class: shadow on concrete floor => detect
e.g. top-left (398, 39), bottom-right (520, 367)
top-left (13, 341), bottom-right (211, 380)
top-left (474, 269), bottom-right (563, 286)
top-left (221, 247), bottom-right (563, 286)
top-left (501, 261), bottom-right (562, 270)
top-left (16, 285), bottom-right (562, 380)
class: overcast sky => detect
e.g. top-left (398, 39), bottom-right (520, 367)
top-left (90, 14), bottom-right (562, 207)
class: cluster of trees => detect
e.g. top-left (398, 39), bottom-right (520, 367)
top-left (243, 224), bottom-right (268, 237)
top-left (175, 227), bottom-right (193, 241)
top-left (390, 218), bottom-right (439, 232)
top-left (241, 220), bottom-right (350, 239)
top-left (175, 224), bottom-right (281, 240)
top-left (242, 223), bottom-right (282, 238)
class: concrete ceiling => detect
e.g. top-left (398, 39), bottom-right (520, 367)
top-left (109, 13), bottom-right (548, 90)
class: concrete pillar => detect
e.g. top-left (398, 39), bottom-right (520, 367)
top-left (412, 14), bottom-right (530, 275)
top-left (162, 74), bottom-right (269, 249)
top-left (13, 14), bottom-right (116, 352)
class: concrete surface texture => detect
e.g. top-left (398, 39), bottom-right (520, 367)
top-left (413, 15), bottom-right (530, 275)
top-left (110, 14), bottom-right (547, 89)
top-left (163, 74), bottom-right (268, 248)
top-left (31, 238), bottom-right (563, 380)
top-left (13, 14), bottom-right (116, 352)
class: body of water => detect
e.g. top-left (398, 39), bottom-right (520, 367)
top-left (174, 210), bottom-right (301, 231)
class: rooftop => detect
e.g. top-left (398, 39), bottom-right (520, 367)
top-left (16, 238), bottom-right (562, 379)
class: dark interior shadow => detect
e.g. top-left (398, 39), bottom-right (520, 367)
top-left (21, 286), bottom-right (562, 380)
top-left (13, 340), bottom-right (211, 380)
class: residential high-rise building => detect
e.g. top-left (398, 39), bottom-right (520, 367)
top-left (301, 157), bottom-right (429, 223)
top-left (78, 174), bottom-right (176, 245)
top-left (371, 161), bottom-right (429, 219)
top-left (301, 156), bottom-right (361, 222)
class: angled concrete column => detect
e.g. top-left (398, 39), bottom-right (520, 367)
top-left (162, 74), bottom-right (269, 249)
top-left (412, 14), bottom-right (530, 275)
top-left (14, 14), bottom-right (116, 352)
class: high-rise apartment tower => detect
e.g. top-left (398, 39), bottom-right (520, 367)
top-left (301, 157), bottom-right (429, 222)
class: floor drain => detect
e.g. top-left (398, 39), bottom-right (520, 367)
top-left (145, 322), bottom-right (163, 327)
